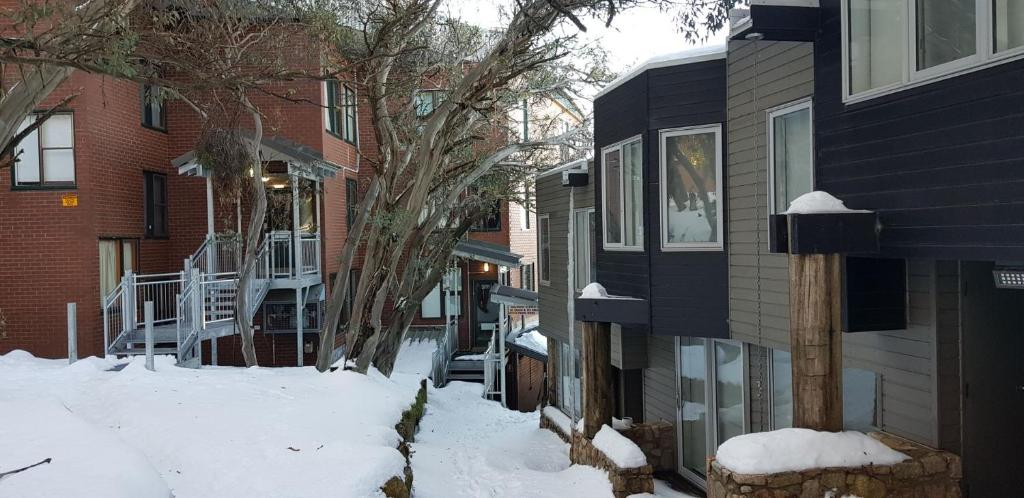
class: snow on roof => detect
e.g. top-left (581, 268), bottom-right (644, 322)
top-left (594, 43), bottom-right (727, 99)
top-left (593, 425), bottom-right (648, 468)
top-left (513, 330), bottom-right (548, 356)
top-left (782, 191), bottom-right (870, 215)
top-left (715, 428), bottom-right (908, 475)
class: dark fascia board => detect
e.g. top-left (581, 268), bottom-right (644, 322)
top-left (773, 212), bottom-right (880, 255)
top-left (730, 5), bottom-right (819, 42)
top-left (574, 297), bottom-right (649, 325)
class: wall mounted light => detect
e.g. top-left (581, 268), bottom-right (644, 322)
top-left (993, 266), bottom-right (1024, 289)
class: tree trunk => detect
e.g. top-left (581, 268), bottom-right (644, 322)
top-left (788, 253), bottom-right (844, 432)
top-left (581, 321), bottom-right (612, 439)
top-left (233, 100), bottom-right (266, 367)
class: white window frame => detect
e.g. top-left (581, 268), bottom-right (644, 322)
top-left (842, 0), bottom-right (1024, 104)
top-left (573, 207), bottom-right (595, 292)
top-left (13, 112), bottom-right (76, 188)
top-left (538, 214), bottom-right (551, 286)
top-left (600, 135), bottom-right (644, 252)
top-left (766, 99), bottom-right (815, 224)
top-left (658, 124), bottom-right (724, 252)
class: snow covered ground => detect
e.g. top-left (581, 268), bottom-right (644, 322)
top-left (0, 350), bottom-right (419, 498)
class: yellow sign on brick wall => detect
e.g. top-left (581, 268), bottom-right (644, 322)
top-left (61, 193), bottom-right (78, 207)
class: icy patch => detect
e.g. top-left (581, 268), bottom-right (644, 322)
top-left (593, 425), bottom-right (647, 469)
top-left (715, 428), bottom-right (908, 475)
top-left (783, 191), bottom-right (869, 215)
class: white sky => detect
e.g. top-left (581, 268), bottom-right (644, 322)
top-left (446, 1), bottom-right (729, 75)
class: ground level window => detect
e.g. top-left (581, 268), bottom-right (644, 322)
top-left (715, 341), bottom-right (745, 443)
top-left (99, 239), bottom-right (138, 302)
top-left (559, 341), bottom-right (581, 418)
top-left (678, 337), bottom-right (708, 479)
top-left (768, 349), bottom-right (880, 432)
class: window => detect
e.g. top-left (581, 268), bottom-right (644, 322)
top-left (601, 136), bottom-right (643, 250)
top-left (471, 200), bottom-right (501, 232)
top-left (144, 172), bottom-right (168, 238)
top-left (994, 1), bottom-right (1024, 53)
top-left (346, 178), bottom-right (358, 230)
top-left (443, 267), bottom-right (463, 316)
top-left (342, 85), bottom-right (357, 143)
top-left (538, 215), bottom-right (550, 285)
top-left (770, 349), bottom-right (793, 429)
top-left (678, 337), bottom-right (709, 479)
top-left (768, 101), bottom-right (814, 218)
top-left (414, 89), bottom-right (446, 117)
top-left (520, 182), bottom-right (532, 230)
top-left (768, 349), bottom-right (880, 432)
top-left (659, 125), bottom-right (723, 251)
top-left (141, 85), bottom-right (166, 131)
top-left (715, 341), bottom-right (745, 444)
top-left (99, 239), bottom-right (138, 302)
top-left (519, 263), bottom-right (535, 291)
top-left (573, 208), bottom-right (595, 291)
top-left (421, 283), bottom-right (443, 318)
top-left (520, 99), bottom-right (529, 141)
top-left (325, 80), bottom-right (342, 135)
top-left (559, 341), bottom-right (582, 418)
top-left (13, 113), bottom-right (75, 188)
top-left (843, 0), bottom-right (1024, 101)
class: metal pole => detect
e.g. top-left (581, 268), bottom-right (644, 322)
top-left (291, 169), bottom-right (302, 278)
top-left (67, 303), bottom-right (77, 364)
top-left (206, 175), bottom-right (215, 237)
top-left (296, 287), bottom-right (304, 366)
top-left (499, 300), bottom-right (507, 408)
top-left (211, 336), bottom-right (218, 366)
top-left (144, 301), bottom-right (155, 371)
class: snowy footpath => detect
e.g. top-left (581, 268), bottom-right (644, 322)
top-left (0, 351), bottom-right (420, 498)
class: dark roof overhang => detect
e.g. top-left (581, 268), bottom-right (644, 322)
top-left (453, 239), bottom-right (522, 268)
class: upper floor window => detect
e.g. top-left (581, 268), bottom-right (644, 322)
top-left (659, 125), bottom-right (723, 251)
top-left (141, 85), bottom-right (166, 131)
top-left (471, 199), bottom-right (501, 232)
top-left (342, 85), bottom-right (357, 143)
top-left (144, 171), bottom-right (168, 238)
top-left (346, 178), bottom-right (358, 230)
top-left (601, 136), bottom-right (643, 251)
top-left (414, 89), bottom-right (446, 117)
top-left (768, 100), bottom-right (814, 220)
top-left (573, 208), bottom-right (596, 291)
top-left (519, 182), bottom-right (533, 230)
top-left (520, 263), bottom-right (535, 291)
top-left (844, 0), bottom-right (1024, 102)
top-left (13, 113), bottom-right (75, 188)
top-left (325, 80), bottom-right (358, 143)
top-left (538, 214), bottom-right (550, 285)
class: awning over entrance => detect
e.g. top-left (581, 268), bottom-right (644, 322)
top-left (489, 284), bottom-right (538, 307)
top-left (172, 132), bottom-right (342, 179)
top-left (453, 239), bottom-right (522, 268)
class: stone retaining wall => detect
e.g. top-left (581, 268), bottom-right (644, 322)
top-left (707, 432), bottom-right (961, 498)
top-left (618, 421), bottom-right (676, 472)
top-left (540, 408), bottom-right (655, 498)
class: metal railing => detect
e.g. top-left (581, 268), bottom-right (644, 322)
top-left (103, 284), bottom-right (125, 354)
top-left (430, 315), bottom-right (458, 387)
top-left (176, 269), bottom-right (201, 359)
top-left (482, 328), bottom-right (502, 400)
top-left (300, 236), bottom-right (320, 275)
top-left (133, 273), bottom-right (183, 326)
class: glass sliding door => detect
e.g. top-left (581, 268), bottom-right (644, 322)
top-left (714, 342), bottom-right (745, 444)
top-left (678, 337), bottom-right (709, 479)
top-left (770, 349), bottom-right (793, 429)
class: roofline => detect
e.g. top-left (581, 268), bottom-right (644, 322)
top-left (535, 158), bottom-right (589, 179)
top-left (594, 48), bottom-right (727, 100)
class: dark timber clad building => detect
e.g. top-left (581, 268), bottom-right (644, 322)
top-left (538, 0), bottom-right (1024, 494)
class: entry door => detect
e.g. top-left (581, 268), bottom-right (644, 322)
top-left (962, 262), bottom-right (1024, 496)
top-left (471, 280), bottom-right (499, 350)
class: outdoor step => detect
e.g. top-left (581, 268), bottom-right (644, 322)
top-left (115, 346), bottom-right (180, 356)
top-left (445, 373), bottom-right (484, 382)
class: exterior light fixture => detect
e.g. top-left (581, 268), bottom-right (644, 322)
top-left (992, 266), bottom-right (1024, 289)
top-left (483, 262), bottom-right (490, 272)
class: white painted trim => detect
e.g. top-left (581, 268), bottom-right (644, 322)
top-left (600, 135), bottom-right (644, 252)
top-left (538, 214), bottom-right (551, 286)
top-left (658, 124), bottom-right (724, 252)
top-left (766, 99), bottom-right (814, 248)
top-left (572, 207), bottom-right (596, 292)
top-left (750, 0), bottom-right (818, 6)
top-left (535, 157), bottom-right (589, 179)
top-left (842, 0), bottom-right (1024, 104)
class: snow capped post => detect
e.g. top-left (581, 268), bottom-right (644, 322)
top-left (575, 283), bottom-right (649, 439)
top-left (772, 191), bottom-right (879, 432)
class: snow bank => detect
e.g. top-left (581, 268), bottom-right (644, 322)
top-left (0, 350), bottom-right (419, 498)
top-left (393, 338), bottom-right (437, 377)
top-left (715, 428), bottom-right (909, 475)
top-left (575, 416), bottom-right (634, 431)
top-left (593, 425), bottom-right (647, 469)
top-left (783, 191), bottom-right (869, 215)
top-left (0, 399), bottom-right (170, 498)
top-left (543, 405), bottom-right (573, 435)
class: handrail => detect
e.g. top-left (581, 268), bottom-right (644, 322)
top-left (431, 315), bottom-right (458, 387)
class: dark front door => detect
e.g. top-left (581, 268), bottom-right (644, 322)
top-left (471, 279), bottom-right (499, 350)
top-left (962, 261), bottom-right (1024, 496)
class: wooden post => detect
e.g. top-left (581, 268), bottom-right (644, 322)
top-left (66, 303), bottom-right (77, 364)
top-left (581, 320), bottom-right (613, 439)
top-left (788, 253), bottom-right (843, 431)
top-left (144, 301), bottom-right (155, 371)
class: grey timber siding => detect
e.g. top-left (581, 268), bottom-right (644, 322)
top-left (643, 335), bottom-right (677, 424)
top-left (726, 39), bottom-right (941, 447)
top-left (726, 40), bottom-right (813, 350)
top-left (537, 171), bottom-right (572, 346)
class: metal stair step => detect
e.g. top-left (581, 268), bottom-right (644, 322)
top-left (115, 346), bottom-right (180, 356)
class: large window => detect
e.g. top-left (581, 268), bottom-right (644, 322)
top-left (144, 172), bottom-right (168, 238)
top-left (601, 136), bottom-right (643, 250)
top-left (659, 125), bottom-right (723, 251)
top-left (520, 263), bottom-right (535, 291)
top-left (573, 208), bottom-right (596, 291)
top-left (99, 239), bottom-right (138, 302)
top-left (538, 215), bottom-right (550, 285)
top-left (715, 342), bottom-right (745, 444)
top-left (559, 341), bottom-right (582, 418)
top-left (414, 89), bottom-right (446, 117)
top-left (768, 101), bottom-right (814, 217)
top-left (678, 337), bottom-right (709, 479)
top-left (141, 85), bottom-right (166, 131)
top-left (471, 200), bottom-right (501, 232)
top-left (342, 85), bottom-right (357, 143)
top-left (346, 178), bottom-right (358, 230)
top-left (325, 80), bottom-right (342, 135)
top-left (844, 0), bottom-right (1024, 101)
top-left (13, 113), bottom-right (75, 188)
top-left (421, 283), bottom-right (443, 319)
top-left (768, 349), bottom-right (880, 432)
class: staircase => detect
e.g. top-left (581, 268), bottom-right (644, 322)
top-left (103, 233), bottom-right (278, 366)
